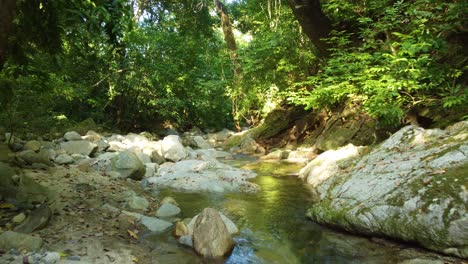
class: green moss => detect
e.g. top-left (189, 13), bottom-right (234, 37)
top-left (225, 132), bottom-right (250, 148)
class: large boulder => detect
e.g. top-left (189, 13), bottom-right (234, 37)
top-left (110, 151), bottom-right (145, 180)
top-left (192, 208), bottom-right (235, 258)
top-left (161, 135), bottom-right (187, 162)
top-left (146, 160), bottom-right (258, 193)
top-left (305, 122), bottom-right (468, 258)
top-left (60, 141), bottom-right (98, 157)
top-left (299, 144), bottom-right (367, 187)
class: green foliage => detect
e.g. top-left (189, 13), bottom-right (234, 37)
top-left (233, 1), bottom-right (317, 126)
top-left (288, 0), bottom-right (467, 125)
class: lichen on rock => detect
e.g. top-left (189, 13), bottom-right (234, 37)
top-left (303, 121), bottom-right (468, 258)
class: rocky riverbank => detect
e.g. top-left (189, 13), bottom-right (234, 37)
top-left (299, 121), bottom-right (468, 258)
top-left (0, 122), bottom-right (466, 263)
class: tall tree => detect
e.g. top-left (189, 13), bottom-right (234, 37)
top-left (214, 0), bottom-right (242, 130)
top-left (0, 0), bottom-right (16, 70)
top-left (286, 0), bottom-right (332, 56)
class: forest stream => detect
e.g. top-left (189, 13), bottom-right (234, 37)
top-left (145, 155), bottom-right (454, 264)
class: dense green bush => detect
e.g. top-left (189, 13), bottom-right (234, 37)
top-left (287, 0), bottom-right (467, 125)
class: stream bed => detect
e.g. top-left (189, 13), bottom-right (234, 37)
top-left (146, 155), bottom-right (449, 264)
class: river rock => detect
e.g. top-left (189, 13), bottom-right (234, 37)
top-left (12, 213), bottom-right (26, 224)
top-left (64, 131), bottom-right (82, 141)
top-left (206, 129), bottom-right (232, 142)
top-left (193, 136), bottom-right (212, 149)
top-left (140, 216), bottom-right (173, 233)
top-left (96, 140), bottom-right (110, 152)
top-left (83, 130), bottom-right (102, 142)
top-left (239, 137), bottom-right (259, 154)
top-left (160, 196), bottom-right (179, 207)
top-left (24, 140), bottom-right (42, 152)
top-left (161, 135), bottom-right (187, 162)
top-left (123, 133), bottom-right (149, 149)
top-left (299, 144), bottom-right (367, 187)
top-left (60, 141), bottom-right (98, 157)
top-left (306, 122), bottom-right (468, 258)
top-left (130, 147), bottom-right (152, 164)
top-left (188, 212), bottom-right (238, 236)
top-left (175, 221), bottom-right (189, 237)
top-left (150, 149), bottom-right (166, 164)
top-left (54, 154), bottom-right (74, 165)
top-left (192, 149), bottom-right (233, 160)
top-left (127, 194), bottom-right (149, 211)
top-left (144, 163), bottom-right (158, 178)
top-left (17, 149), bottom-right (53, 166)
top-left (14, 204), bottom-right (51, 233)
top-left (146, 159), bottom-right (258, 193)
top-left (110, 151), bottom-right (145, 180)
top-left (261, 149), bottom-right (289, 160)
top-left (156, 203), bottom-right (181, 218)
top-left (0, 231), bottom-right (43, 251)
top-left (193, 208), bottom-right (235, 258)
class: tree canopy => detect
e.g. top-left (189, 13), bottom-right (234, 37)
top-left (0, 0), bottom-right (466, 135)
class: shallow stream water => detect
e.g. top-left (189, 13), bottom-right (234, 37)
top-left (147, 155), bottom-right (445, 264)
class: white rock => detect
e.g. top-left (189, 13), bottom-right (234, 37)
top-left (161, 135), bottom-right (187, 162)
top-left (64, 131), bottom-right (82, 141)
top-left (146, 159), bottom-right (258, 193)
top-left (140, 216), bottom-right (173, 233)
top-left (299, 144), bottom-right (366, 187)
top-left (193, 136), bottom-right (212, 149)
top-left (155, 203), bottom-right (181, 218)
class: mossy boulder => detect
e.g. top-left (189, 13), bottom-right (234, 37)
top-left (305, 121), bottom-right (468, 258)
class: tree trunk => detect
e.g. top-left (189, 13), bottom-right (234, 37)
top-left (286, 0), bottom-right (332, 56)
top-left (0, 0), bottom-right (17, 71)
top-left (214, 0), bottom-right (242, 131)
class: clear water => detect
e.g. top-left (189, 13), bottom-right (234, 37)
top-left (148, 156), bottom-right (442, 263)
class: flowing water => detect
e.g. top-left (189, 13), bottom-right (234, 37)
top-left (147, 155), bottom-right (441, 263)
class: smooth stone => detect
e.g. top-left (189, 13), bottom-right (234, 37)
top-left (0, 231), bottom-right (43, 251)
top-left (60, 141), bottom-right (98, 157)
top-left (161, 135), bottom-right (187, 162)
top-left (24, 140), bottom-right (42, 152)
top-left (127, 195), bottom-right (149, 211)
top-left (155, 203), bottom-right (181, 218)
top-left (140, 216), bottom-right (173, 233)
top-left (175, 222), bottom-right (189, 237)
top-left (64, 131), bottom-right (82, 141)
top-left (193, 208), bottom-right (234, 258)
top-left (160, 197), bottom-right (178, 207)
top-left (178, 235), bottom-right (193, 248)
top-left (54, 154), bottom-right (74, 165)
top-left (110, 151), bottom-right (145, 180)
top-left (41, 251), bottom-right (61, 264)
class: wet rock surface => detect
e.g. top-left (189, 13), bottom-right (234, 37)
top-left (304, 121), bottom-right (468, 258)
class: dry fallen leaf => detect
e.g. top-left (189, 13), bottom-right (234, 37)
top-left (430, 169), bottom-right (446, 175)
top-left (132, 256), bottom-right (139, 263)
top-left (127, 229), bottom-right (138, 240)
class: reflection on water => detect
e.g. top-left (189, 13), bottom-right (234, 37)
top-left (150, 157), bottom-right (448, 263)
